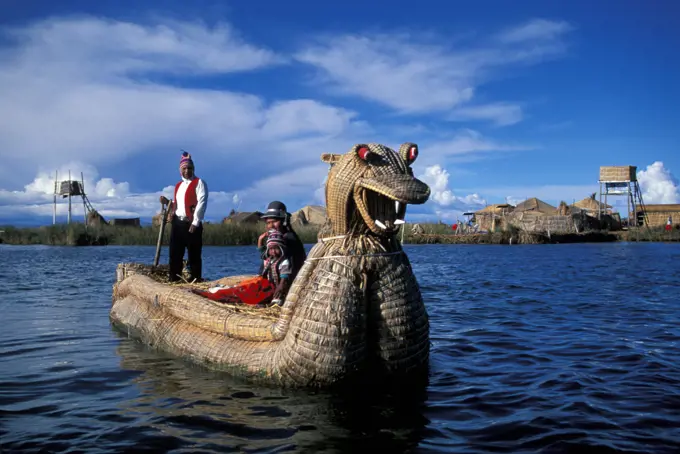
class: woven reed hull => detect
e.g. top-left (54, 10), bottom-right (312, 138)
top-left (110, 294), bottom-right (278, 381)
top-left (109, 241), bottom-right (430, 388)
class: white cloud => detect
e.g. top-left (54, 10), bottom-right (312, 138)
top-left (235, 165), bottom-right (329, 210)
top-left (448, 102), bottom-right (523, 126)
top-left (0, 163), bottom-right (243, 223)
top-left (418, 165), bottom-right (486, 212)
top-left (0, 16), bottom-right (364, 187)
top-left (0, 15), bottom-right (574, 225)
top-left (294, 18), bottom-right (572, 119)
top-left (505, 196), bottom-right (525, 206)
top-left (419, 129), bottom-right (533, 166)
top-left (5, 17), bottom-right (283, 77)
top-left (638, 161), bottom-right (680, 204)
top-left (496, 19), bottom-right (573, 44)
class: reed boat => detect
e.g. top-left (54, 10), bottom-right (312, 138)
top-left (110, 142), bottom-right (432, 388)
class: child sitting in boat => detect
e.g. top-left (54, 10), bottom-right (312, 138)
top-left (192, 230), bottom-right (292, 307)
top-left (261, 229), bottom-right (292, 306)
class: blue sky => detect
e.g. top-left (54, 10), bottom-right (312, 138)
top-left (1, 0), bottom-right (679, 225)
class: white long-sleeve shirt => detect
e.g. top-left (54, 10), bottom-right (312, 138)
top-left (174, 177), bottom-right (208, 227)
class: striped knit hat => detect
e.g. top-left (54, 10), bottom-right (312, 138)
top-left (266, 229), bottom-right (285, 249)
top-left (180, 151), bottom-right (194, 169)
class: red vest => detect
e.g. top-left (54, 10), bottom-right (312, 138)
top-left (173, 178), bottom-right (200, 222)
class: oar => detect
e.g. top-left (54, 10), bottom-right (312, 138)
top-left (153, 201), bottom-right (169, 267)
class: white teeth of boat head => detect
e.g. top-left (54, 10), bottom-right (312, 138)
top-left (375, 219), bottom-right (387, 229)
top-left (394, 219), bottom-right (405, 225)
top-left (395, 201), bottom-right (402, 212)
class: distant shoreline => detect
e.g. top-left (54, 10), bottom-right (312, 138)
top-left (0, 223), bottom-right (677, 246)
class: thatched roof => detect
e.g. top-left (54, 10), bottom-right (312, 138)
top-left (513, 197), bottom-right (557, 215)
top-left (87, 209), bottom-right (107, 226)
top-left (223, 211), bottom-right (263, 224)
top-left (291, 205), bottom-right (327, 226)
top-left (474, 204), bottom-right (514, 215)
top-left (643, 204), bottom-right (680, 213)
top-left (572, 196), bottom-right (611, 211)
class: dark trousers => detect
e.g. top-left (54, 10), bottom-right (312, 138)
top-left (169, 216), bottom-right (203, 281)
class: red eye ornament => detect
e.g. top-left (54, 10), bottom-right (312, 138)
top-left (408, 146), bottom-right (418, 163)
top-left (358, 147), bottom-right (370, 160)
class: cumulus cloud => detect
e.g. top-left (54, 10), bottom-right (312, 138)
top-left (0, 15), bottom-right (567, 225)
top-left (0, 16), bottom-right (365, 188)
top-left (638, 161), bottom-right (680, 204)
top-left (295, 18), bottom-right (572, 121)
top-left (0, 163), bottom-right (243, 224)
top-left (418, 165), bottom-right (486, 211)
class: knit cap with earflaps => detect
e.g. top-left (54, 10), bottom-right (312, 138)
top-left (266, 229), bottom-right (286, 249)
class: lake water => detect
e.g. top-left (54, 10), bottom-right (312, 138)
top-left (1, 242), bottom-right (680, 453)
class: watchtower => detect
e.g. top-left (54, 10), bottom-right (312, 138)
top-left (598, 166), bottom-right (648, 227)
top-left (52, 170), bottom-right (96, 225)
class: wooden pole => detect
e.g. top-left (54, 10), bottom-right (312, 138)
top-left (53, 170), bottom-right (58, 225)
top-left (627, 182), bottom-right (632, 227)
top-left (81, 172), bottom-right (88, 228)
top-left (153, 202), bottom-right (169, 267)
top-left (68, 170), bottom-right (72, 225)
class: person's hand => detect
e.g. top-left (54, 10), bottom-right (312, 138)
top-left (189, 224), bottom-right (196, 233)
top-left (258, 231), bottom-right (268, 248)
top-left (160, 195), bottom-right (170, 205)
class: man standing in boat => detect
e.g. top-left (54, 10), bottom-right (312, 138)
top-left (160, 151), bottom-right (209, 282)
top-left (257, 201), bottom-right (306, 282)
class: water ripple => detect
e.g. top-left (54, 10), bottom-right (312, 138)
top-left (1, 243), bottom-right (680, 452)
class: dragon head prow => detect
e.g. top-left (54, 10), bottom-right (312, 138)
top-left (321, 143), bottom-right (430, 237)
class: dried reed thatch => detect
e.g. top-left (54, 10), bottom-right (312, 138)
top-left (557, 201), bottom-right (571, 216)
top-left (641, 204), bottom-right (680, 227)
top-left (572, 194), bottom-right (611, 216)
top-left (290, 205), bottom-right (327, 227)
top-left (513, 197), bottom-right (557, 215)
top-left (599, 166), bottom-right (637, 182)
top-left (87, 209), bottom-right (107, 226)
top-left (508, 211), bottom-right (582, 234)
top-left (474, 204), bottom-right (514, 232)
top-left (110, 142), bottom-right (431, 388)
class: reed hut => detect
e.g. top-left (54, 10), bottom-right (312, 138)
top-left (572, 194), bottom-right (612, 217)
top-left (557, 201), bottom-right (573, 216)
top-left (473, 204), bottom-right (514, 232)
top-left (222, 211), bottom-right (263, 224)
top-left (639, 204), bottom-right (680, 227)
top-left (507, 197), bottom-right (582, 233)
top-left (290, 205), bottom-right (327, 227)
top-left (152, 212), bottom-right (164, 227)
top-left (513, 197), bottom-right (557, 215)
top-left (87, 209), bottom-right (107, 226)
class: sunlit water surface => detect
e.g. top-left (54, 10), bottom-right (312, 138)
top-left (1, 243), bottom-right (679, 453)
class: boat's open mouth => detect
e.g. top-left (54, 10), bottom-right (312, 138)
top-left (354, 175), bottom-right (430, 235)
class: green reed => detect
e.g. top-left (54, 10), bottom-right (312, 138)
top-left (0, 222), bottom-right (322, 246)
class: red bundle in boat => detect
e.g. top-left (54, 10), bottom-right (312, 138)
top-left (193, 276), bottom-right (275, 306)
